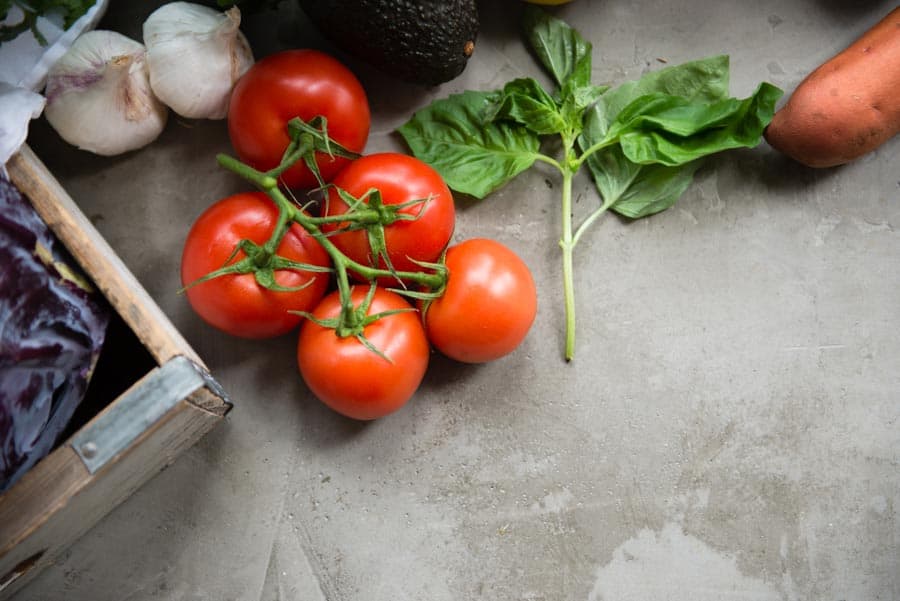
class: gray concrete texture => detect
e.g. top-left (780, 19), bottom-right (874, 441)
top-left (16, 0), bottom-right (900, 599)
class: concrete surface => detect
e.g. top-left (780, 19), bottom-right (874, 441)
top-left (15, 0), bottom-right (900, 599)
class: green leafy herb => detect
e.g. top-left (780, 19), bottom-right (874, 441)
top-left (488, 78), bottom-right (568, 136)
top-left (398, 6), bottom-right (783, 360)
top-left (523, 4), bottom-right (592, 89)
top-left (0, 0), bottom-right (94, 46)
top-left (397, 90), bottom-right (542, 199)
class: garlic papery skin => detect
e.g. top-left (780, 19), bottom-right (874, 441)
top-left (143, 2), bottom-right (255, 120)
top-left (44, 30), bottom-right (168, 157)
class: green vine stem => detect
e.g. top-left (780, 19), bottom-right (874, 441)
top-left (210, 140), bottom-right (446, 342)
top-left (216, 152), bottom-right (444, 289)
top-left (559, 166), bottom-right (577, 362)
top-left (554, 136), bottom-right (619, 361)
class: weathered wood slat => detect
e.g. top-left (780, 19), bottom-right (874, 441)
top-left (0, 388), bottom-right (223, 599)
top-left (0, 146), bottom-right (232, 600)
top-left (5, 145), bottom-right (203, 369)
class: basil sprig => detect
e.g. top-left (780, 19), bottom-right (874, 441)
top-left (398, 6), bottom-right (783, 360)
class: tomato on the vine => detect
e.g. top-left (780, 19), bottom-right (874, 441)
top-left (297, 286), bottom-right (429, 420)
top-left (181, 192), bottom-right (331, 339)
top-left (322, 153), bottom-right (455, 281)
top-left (423, 238), bottom-right (537, 363)
top-left (227, 49), bottom-right (370, 189)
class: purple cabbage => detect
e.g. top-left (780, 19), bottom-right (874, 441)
top-left (0, 175), bottom-right (109, 492)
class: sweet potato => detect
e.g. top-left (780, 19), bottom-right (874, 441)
top-left (764, 7), bottom-right (900, 167)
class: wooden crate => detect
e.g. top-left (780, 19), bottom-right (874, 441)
top-left (0, 145), bottom-right (232, 599)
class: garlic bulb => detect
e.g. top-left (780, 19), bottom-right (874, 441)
top-left (143, 2), bottom-right (254, 120)
top-left (44, 30), bottom-right (168, 157)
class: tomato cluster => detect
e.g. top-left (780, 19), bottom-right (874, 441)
top-left (181, 50), bottom-right (537, 420)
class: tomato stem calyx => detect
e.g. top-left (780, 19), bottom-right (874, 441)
top-left (293, 283), bottom-right (416, 363)
top-left (209, 116), bottom-right (449, 353)
top-left (180, 238), bottom-right (331, 295)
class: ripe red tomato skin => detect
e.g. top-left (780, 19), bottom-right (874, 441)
top-left (297, 287), bottom-right (430, 420)
top-left (181, 192), bottom-right (330, 339)
top-left (322, 153), bottom-right (455, 281)
top-left (424, 238), bottom-right (537, 364)
top-left (227, 49), bottom-right (370, 189)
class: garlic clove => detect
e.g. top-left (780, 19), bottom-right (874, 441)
top-left (143, 2), bottom-right (255, 120)
top-left (44, 30), bottom-right (169, 157)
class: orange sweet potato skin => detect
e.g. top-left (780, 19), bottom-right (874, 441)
top-left (764, 8), bottom-right (900, 167)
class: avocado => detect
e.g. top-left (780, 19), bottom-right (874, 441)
top-left (297, 0), bottom-right (478, 86)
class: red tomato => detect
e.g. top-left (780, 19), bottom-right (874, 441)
top-left (424, 238), bottom-right (537, 363)
top-left (181, 192), bottom-right (331, 338)
top-left (297, 287), bottom-right (429, 420)
top-left (322, 153), bottom-right (455, 282)
top-left (227, 50), bottom-right (370, 189)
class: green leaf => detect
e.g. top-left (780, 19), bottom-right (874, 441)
top-left (584, 142), bottom-right (642, 206)
top-left (611, 163), bottom-right (701, 219)
top-left (488, 78), bottom-right (567, 136)
top-left (580, 58), bottom-right (782, 220)
top-left (397, 90), bottom-right (541, 199)
top-left (521, 7), bottom-right (605, 138)
top-left (612, 82), bottom-right (783, 166)
top-left (562, 81), bottom-right (608, 114)
top-left (559, 82), bottom-right (607, 137)
top-left (584, 144), bottom-right (700, 219)
top-left (523, 5), bottom-right (593, 89)
top-left (589, 55), bottom-right (732, 139)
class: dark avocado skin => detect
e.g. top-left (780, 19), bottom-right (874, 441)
top-left (297, 0), bottom-right (479, 86)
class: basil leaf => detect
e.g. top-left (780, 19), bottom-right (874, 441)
top-left (581, 97), bottom-right (633, 195)
top-left (610, 162), bottom-right (701, 219)
top-left (610, 93), bottom-right (741, 137)
top-left (563, 82), bottom-right (608, 114)
top-left (590, 55), bottom-right (732, 138)
top-left (523, 5), bottom-right (593, 89)
top-left (584, 144), bottom-right (700, 219)
top-left (607, 54), bottom-right (731, 110)
top-left (560, 82), bottom-right (608, 137)
top-left (488, 78), bottom-right (568, 136)
top-left (580, 64), bottom-right (782, 220)
top-left (584, 143), bottom-right (642, 206)
top-left (398, 90), bottom-right (541, 199)
top-left (614, 82), bottom-right (783, 166)
top-left (520, 8), bottom-right (605, 140)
